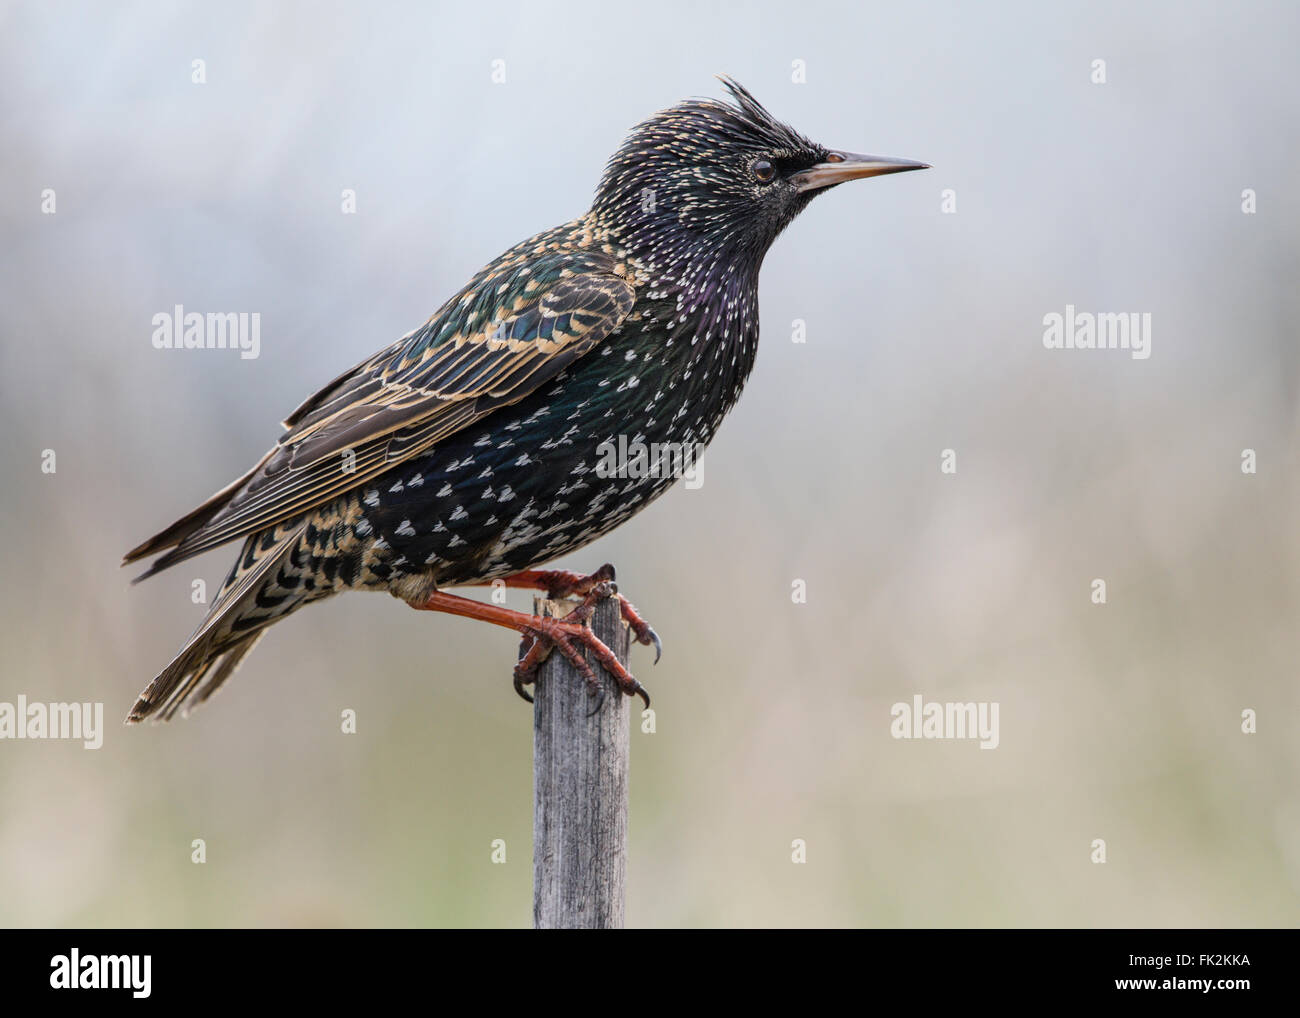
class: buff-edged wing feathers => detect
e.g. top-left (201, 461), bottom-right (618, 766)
top-left (123, 252), bottom-right (635, 580)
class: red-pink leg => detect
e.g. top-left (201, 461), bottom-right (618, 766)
top-left (409, 584), bottom-right (649, 708)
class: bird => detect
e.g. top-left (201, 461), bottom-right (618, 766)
top-left (122, 76), bottom-right (928, 723)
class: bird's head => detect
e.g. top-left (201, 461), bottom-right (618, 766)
top-left (593, 76), bottom-right (928, 271)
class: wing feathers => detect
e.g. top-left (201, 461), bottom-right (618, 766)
top-left (126, 254), bottom-right (634, 578)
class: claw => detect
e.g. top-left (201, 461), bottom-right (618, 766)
top-left (617, 595), bottom-right (661, 664)
top-left (513, 673), bottom-right (535, 704)
top-left (514, 632), bottom-right (550, 703)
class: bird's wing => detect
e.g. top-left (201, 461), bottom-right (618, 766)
top-left (126, 248), bottom-right (635, 577)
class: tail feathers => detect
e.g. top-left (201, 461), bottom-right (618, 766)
top-left (128, 632), bottom-right (263, 723)
top-left (127, 520), bottom-right (308, 724)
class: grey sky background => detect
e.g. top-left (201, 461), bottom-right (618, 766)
top-left (1, 0), bottom-right (1297, 926)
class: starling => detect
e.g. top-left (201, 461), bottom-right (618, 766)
top-left (123, 77), bottom-right (927, 722)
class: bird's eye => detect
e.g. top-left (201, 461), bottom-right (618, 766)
top-left (751, 159), bottom-right (776, 184)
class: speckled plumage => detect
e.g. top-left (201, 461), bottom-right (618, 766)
top-left (124, 77), bottom-right (927, 721)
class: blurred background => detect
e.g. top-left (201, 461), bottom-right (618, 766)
top-left (1, 0), bottom-right (1297, 927)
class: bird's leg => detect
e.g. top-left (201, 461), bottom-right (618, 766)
top-left (481, 563), bottom-right (662, 663)
top-left (408, 584), bottom-right (650, 709)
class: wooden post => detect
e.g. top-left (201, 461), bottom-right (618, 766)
top-left (531, 593), bottom-right (630, 929)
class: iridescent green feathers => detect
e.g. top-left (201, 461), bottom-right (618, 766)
top-left (124, 233), bottom-right (634, 580)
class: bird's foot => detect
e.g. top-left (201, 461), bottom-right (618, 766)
top-left (408, 584), bottom-right (649, 712)
top-left (498, 563), bottom-right (662, 663)
top-left (512, 579), bottom-right (650, 712)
